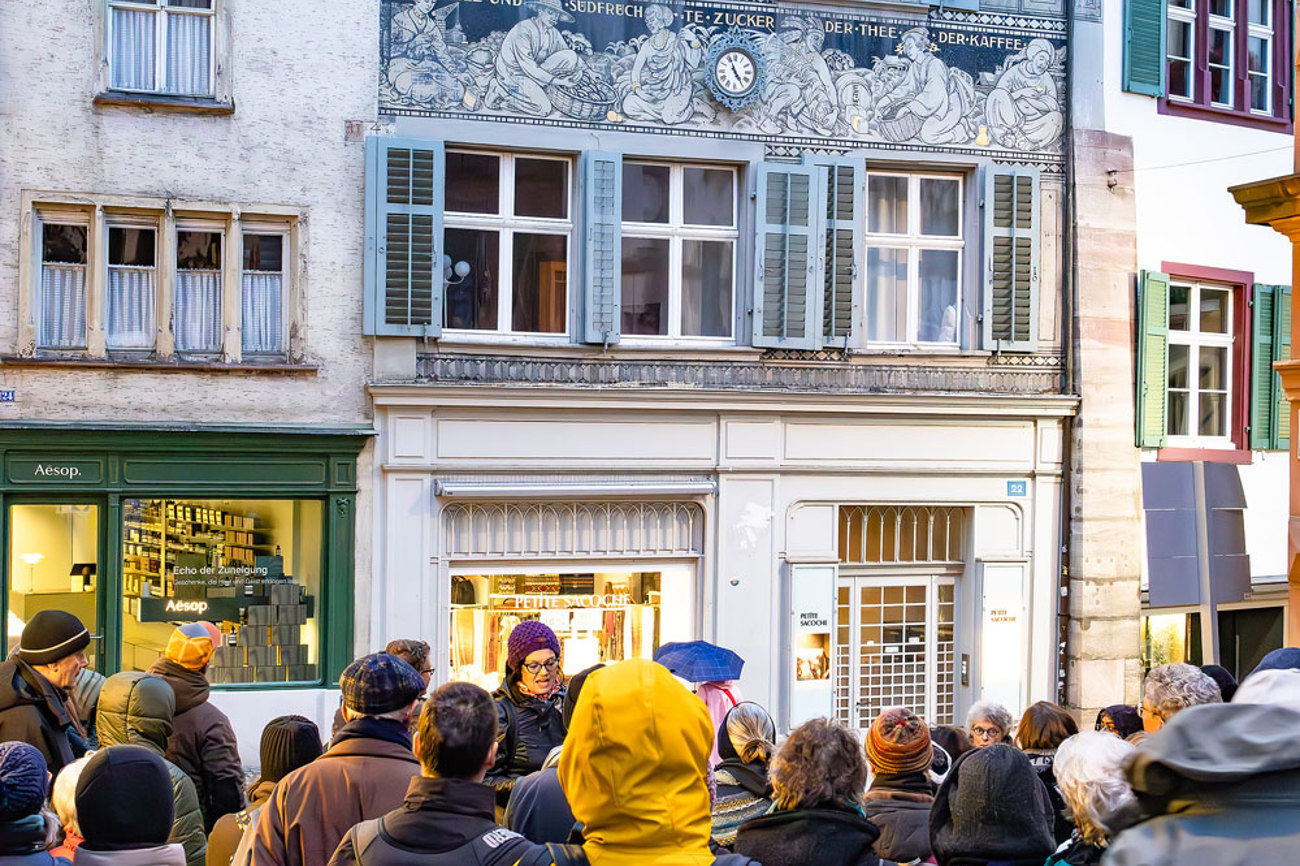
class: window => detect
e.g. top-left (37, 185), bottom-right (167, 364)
top-left (443, 152), bottom-right (571, 336)
top-left (865, 172), bottom-right (963, 346)
top-left (108, 0), bottom-right (215, 97)
top-left (620, 163), bottom-right (737, 340)
top-left (24, 195), bottom-right (298, 362)
top-left (1166, 280), bottom-right (1234, 441)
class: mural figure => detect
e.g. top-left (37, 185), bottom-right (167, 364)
top-left (620, 4), bottom-right (706, 124)
top-left (386, 0), bottom-right (472, 109)
top-left (481, 0), bottom-right (582, 116)
top-left (984, 38), bottom-right (1063, 150)
top-left (837, 54), bottom-right (907, 135)
top-left (876, 27), bottom-right (977, 145)
top-left (760, 17), bottom-right (840, 135)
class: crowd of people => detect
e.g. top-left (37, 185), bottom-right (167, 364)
top-left (0, 610), bottom-right (1298, 866)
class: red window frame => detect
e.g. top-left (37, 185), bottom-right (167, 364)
top-left (1159, 0), bottom-right (1293, 132)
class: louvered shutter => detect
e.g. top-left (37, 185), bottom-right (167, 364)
top-left (1123, 0), bottom-right (1167, 96)
top-left (802, 156), bottom-right (863, 345)
top-left (1137, 270), bottom-right (1171, 448)
top-left (752, 163), bottom-right (824, 349)
top-left (1251, 284), bottom-right (1277, 449)
top-left (1275, 286), bottom-right (1292, 450)
top-left (982, 165), bottom-right (1039, 352)
top-left (363, 137), bottom-right (444, 337)
top-left (581, 151), bottom-right (622, 345)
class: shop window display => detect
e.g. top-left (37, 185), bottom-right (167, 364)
top-left (450, 569), bottom-right (694, 690)
top-left (7, 504), bottom-right (101, 665)
top-left (122, 498), bottom-right (321, 682)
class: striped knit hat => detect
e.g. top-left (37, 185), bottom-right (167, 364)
top-left (865, 708), bottom-right (933, 775)
top-left (164, 621), bottom-right (222, 671)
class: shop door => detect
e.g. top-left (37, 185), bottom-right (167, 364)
top-left (5, 501), bottom-right (104, 670)
top-left (834, 573), bottom-right (957, 731)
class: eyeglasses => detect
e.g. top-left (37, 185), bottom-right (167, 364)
top-left (970, 725), bottom-right (1003, 740)
top-left (523, 658), bottom-right (560, 674)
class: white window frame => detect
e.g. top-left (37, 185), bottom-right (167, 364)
top-left (34, 209), bottom-right (93, 351)
top-left (1247, 0), bottom-right (1273, 115)
top-left (173, 217), bottom-right (226, 355)
top-left (107, 0), bottom-right (217, 97)
top-left (1166, 279), bottom-right (1235, 447)
top-left (863, 171), bottom-right (965, 350)
top-left (1167, 0), bottom-right (1198, 101)
top-left (105, 213), bottom-right (162, 352)
top-left (239, 223), bottom-right (291, 356)
top-left (442, 150), bottom-right (574, 342)
top-left (1208, 0), bottom-right (1237, 108)
top-left (619, 161), bottom-right (739, 346)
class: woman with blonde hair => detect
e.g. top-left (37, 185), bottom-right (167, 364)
top-left (711, 702), bottom-right (777, 848)
top-left (50, 756), bottom-right (91, 860)
top-left (1046, 731), bottom-right (1136, 865)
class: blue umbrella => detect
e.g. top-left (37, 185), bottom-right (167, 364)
top-left (654, 641), bottom-right (745, 683)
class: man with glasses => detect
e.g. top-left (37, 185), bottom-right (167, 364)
top-left (486, 621), bottom-right (567, 810)
top-left (966, 700), bottom-right (1014, 748)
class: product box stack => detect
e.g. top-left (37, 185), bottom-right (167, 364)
top-left (207, 582), bottom-right (316, 684)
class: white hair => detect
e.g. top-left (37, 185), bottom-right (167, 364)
top-left (51, 756), bottom-right (92, 836)
top-left (1053, 731), bottom-right (1136, 846)
top-left (1144, 663), bottom-right (1221, 721)
top-left (966, 700), bottom-right (1014, 736)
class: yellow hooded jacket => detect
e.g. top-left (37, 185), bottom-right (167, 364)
top-left (557, 658), bottom-right (718, 866)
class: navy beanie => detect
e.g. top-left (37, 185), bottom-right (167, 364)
top-left (0, 742), bottom-right (48, 821)
top-left (1252, 647), bottom-right (1300, 677)
top-left (76, 746), bottom-right (174, 848)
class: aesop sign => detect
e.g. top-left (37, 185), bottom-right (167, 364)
top-left (8, 457), bottom-right (103, 485)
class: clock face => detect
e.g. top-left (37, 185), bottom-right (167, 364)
top-left (714, 49), bottom-right (757, 96)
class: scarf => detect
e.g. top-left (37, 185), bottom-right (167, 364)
top-left (330, 715), bottom-right (412, 750)
top-left (715, 759), bottom-right (769, 798)
top-left (866, 770), bottom-right (935, 803)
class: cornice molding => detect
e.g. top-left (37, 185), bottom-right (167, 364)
top-left (1230, 172), bottom-right (1300, 238)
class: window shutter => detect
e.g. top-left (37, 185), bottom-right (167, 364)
top-left (1251, 284), bottom-right (1277, 449)
top-left (363, 137), bottom-right (444, 337)
top-left (581, 151), bottom-right (622, 346)
top-left (1137, 270), bottom-right (1171, 448)
top-left (981, 165), bottom-right (1039, 352)
top-left (1123, 0), bottom-right (1167, 97)
top-left (752, 163), bottom-right (824, 349)
top-left (1273, 285), bottom-right (1292, 450)
top-left (802, 156), bottom-right (863, 345)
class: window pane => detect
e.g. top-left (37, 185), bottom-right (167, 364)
top-left (918, 250), bottom-right (959, 343)
top-left (1168, 391), bottom-right (1189, 435)
top-left (165, 11), bottom-right (211, 95)
top-left (1208, 0), bottom-right (1232, 16)
top-left (622, 164), bottom-right (670, 223)
top-left (1199, 346), bottom-right (1227, 390)
top-left (40, 225), bottom-right (88, 351)
top-left (9, 505), bottom-right (101, 667)
top-left (1168, 58), bottom-right (1192, 99)
top-left (1251, 72), bottom-right (1270, 112)
top-left (243, 234), bottom-right (283, 272)
top-left (242, 235), bottom-right (283, 354)
top-left (445, 152), bottom-right (500, 214)
top-left (868, 176), bottom-right (908, 234)
top-left (1248, 0), bottom-right (1269, 24)
top-left (111, 8), bottom-right (156, 91)
top-left (1209, 28), bottom-right (1233, 105)
top-left (1169, 344), bottom-right (1190, 390)
top-left (681, 240), bottom-right (733, 337)
top-left (107, 266), bottom-right (157, 350)
top-left (43, 224), bottom-right (87, 265)
top-left (511, 233), bottom-right (567, 333)
top-left (621, 237), bottom-right (670, 335)
top-left (1168, 20), bottom-right (1193, 99)
top-left (175, 232), bottom-right (222, 352)
top-left (1169, 0), bottom-right (1192, 8)
top-left (167, 0), bottom-right (213, 8)
top-left (514, 159), bottom-right (568, 219)
top-left (1200, 393), bottom-right (1227, 437)
top-left (177, 230), bottom-right (221, 269)
top-left (919, 179), bottom-right (960, 237)
top-left (443, 228), bottom-right (500, 329)
top-left (1199, 288), bottom-right (1229, 333)
top-left (682, 168), bottom-right (734, 226)
top-left (866, 247), bottom-right (908, 342)
top-left (1169, 284), bottom-right (1190, 330)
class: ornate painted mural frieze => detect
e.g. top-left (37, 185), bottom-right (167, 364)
top-left (380, 0), bottom-right (1067, 159)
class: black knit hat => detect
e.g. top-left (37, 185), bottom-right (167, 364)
top-left (76, 746), bottom-right (174, 849)
top-left (929, 743), bottom-right (1056, 866)
top-left (260, 715), bottom-right (323, 783)
top-left (18, 610), bottom-right (89, 666)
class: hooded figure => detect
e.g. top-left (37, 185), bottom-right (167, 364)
top-left (486, 621), bottom-right (567, 808)
top-left (710, 702), bottom-right (776, 848)
top-left (556, 659), bottom-right (759, 866)
top-left (95, 672), bottom-right (207, 866)
top-left (0, 742), bottom-right (70, 866)
top-left (1094, 705), bottom-right (1142, 740)
top-left (1103, 701), bottom-right (1300, 866)
top-left (929, 744), bottom-right (1056, 866)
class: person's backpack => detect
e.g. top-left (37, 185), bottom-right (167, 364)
top-left (543, 844), bottom-right (759, 865)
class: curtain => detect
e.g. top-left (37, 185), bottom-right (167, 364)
top-left (110, 7), bottom-right (156, 91)
top-left (39, 265), bottom-right (86, 349)
top-left (241, 272), bottom-right (283, 354)
top-left (166, 12), bottom-right (211, 95)
top-left (175, 269), bottom-right (222, 352)
top-left (107, 266), bottom-right (156, 349)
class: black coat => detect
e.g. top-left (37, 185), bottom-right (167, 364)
top-left (327, 776), bottom-right (554, 866)
top-left (1023, 750), bottom-right (1074, 844)
top-left (485, 682), bottom-right (566, 807)
top-left (862, 779), bottom-right (933, 866)
top-left (734, 806), bottom-right (881, 866)
top-left (0, 815), bottom-right (71, 866)
top-left (0, 658), bottom-right (83, 777)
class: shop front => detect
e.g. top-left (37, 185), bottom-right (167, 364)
top-left (0, 425), bottom-right (368, 733)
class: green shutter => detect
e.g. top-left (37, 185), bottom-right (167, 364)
top-left (363, 137), bottom-right (445, 337)
top-left (982, 165), bottom-right (1040, 352)
top-left (802, 156), bottom-right (863, 345)
top-left (581, 151), bottom-right (622, 346)
top-left (1124, 0), bottom-right (1167, 97)
top-left (752, 163), bottom-right (824, 349)
top-left (1251, 284), bottom-right (1278, 449)
top-left (1274, 285), bottom-right (1292, 450)
top-left (1137, 270), bottom-right (1171, 448)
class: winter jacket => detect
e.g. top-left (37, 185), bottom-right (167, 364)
top-left (327, 775), bottom-right (553, 866)
top-left (734, 806), bottom-right (880, 866)
top-left (0, 656), bottom-right (84, 777)
top-left (75, 844), bottom-right (186, 866)
top-left (1103, 702), bottom-right (1300, 866)
top-left (504, 764), bottom-right (577, 845)
top-left (1022, 749), bottom-right (1073, 844)
top-left (250, 717), bottom-right (420, 866)
top-left (862, 773), bottom-right (934, 865)
top-left (207, 780), bottom-right (274, 866)
top-left (710, 762), bottom-right (771, 849)
top-left (486, 681), bottom-right (566, 807)
top-left (557, 659), bottom-right (762, 866)
top-left (0, 815), bottom-right (71, 866)
top-left (96, 672), bottom-right (207, 866)
top-left (1045, 838), bottom-right (1104, 866)
top-left (146, 659), bottom-right (244, 832)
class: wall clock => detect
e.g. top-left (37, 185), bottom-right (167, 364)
top-left (706, 29), bottom-right (765, 111)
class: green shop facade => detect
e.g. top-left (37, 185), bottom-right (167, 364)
top-left (0, 425), bottom-right (368, 728)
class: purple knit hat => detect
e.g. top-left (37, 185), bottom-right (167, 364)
top-left (507, 620), bottom-right (561, 669)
